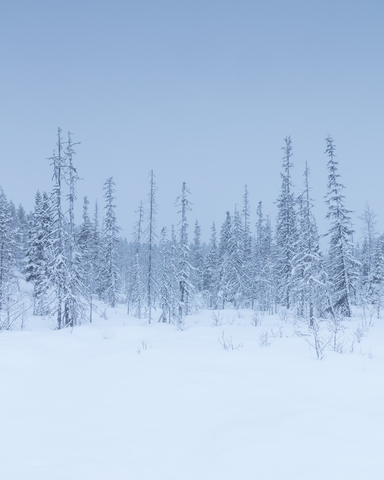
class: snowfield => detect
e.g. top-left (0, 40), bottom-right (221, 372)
top-left (1, 306), bottom-right (383, 480)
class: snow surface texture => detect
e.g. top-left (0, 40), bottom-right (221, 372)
top-left (1, 306), bottom-right (383, 480)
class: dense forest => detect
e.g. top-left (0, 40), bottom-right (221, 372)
top-left (0, 129), bottom-right (382, 330)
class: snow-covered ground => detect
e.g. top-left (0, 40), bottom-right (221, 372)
top-left (1, 306), bottom-right (383, 480)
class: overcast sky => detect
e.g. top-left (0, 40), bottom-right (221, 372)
top-left (0, 0), bottom-right (383, 242)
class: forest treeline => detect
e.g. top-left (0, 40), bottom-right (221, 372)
top-left (0, 130), bottom-right (382, 330)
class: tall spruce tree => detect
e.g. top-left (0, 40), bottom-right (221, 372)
top-left (24, 191), bottom-right (50, 315)
top-left (253, 202), bottom-right (264, 309)
top-left (175, 182), bottom-right (193, 319)
top-left (146, 170), bottom-right (157, 324)
top-left (203, 222), bottom-right (219, 308)
top-left (227, 206), bottom-right (245, 307)
top-left (78, 196), bottom-right (95, 322)
top-left (159, 226), bottom-right (179, 322)
top-left (169, 224), bottom-right (180, 321)
top-left (117, 237), bottom-right (130, 312)
top-left (263, 215), bottom-right (276, 313)
top-left (275, 136), bottom-right (297, 309)
top-left (92, 201), bottom-right (104, 302)
top-left (370, 235), bottom-right (383, 318)
top-left (0, 187), bottom-right (14, 313)
top-left (254, 202), bottom-right (274, 312)
top-left (0, 188), bottom-right (28, 330)
top-left (102, 177), bottom-right (120, 307)
top-left (242, 185), bottom-right (253, 305)
top-left (64, 132), bottom-right (84, 327)
top-left (132, 201), bottom-right (144, 318)
top-left (292, 162), bottom-right (322, 324)
top-left (218, 211), bottom-right (232, 309)
top-left (47, 128), bottom-right (69, 329)
top-left (324, 135), bottom-right (359, 317)
top-left (190, 220), bottom-right (204, 293)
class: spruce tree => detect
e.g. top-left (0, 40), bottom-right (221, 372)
top-left (24, 191), bottom-right (50, 315)
top-left (102, 177), bottom-right (120, 308)
top-left (275, 136), bottom-right (297, 309)
top-left (47, 128), bottom-right (69, 329)
top-left (159, 226), bottom-right (176, 322)
top-left (146, 170), bottom-right (157, 324)
top-left (324, 135), bottom-right (359, 317)
top-left (218, 211), bottom-right (232, 309)
top-left (0, 187), bottom-right (14, 313)
top-left (117, 237), bottom-right (131, 312)
top-left (64, 132), bottom-right (84, 327)
top-left (203, 222), bottom-right (219, 308)
top-left (370, 235), bottom-right (383, 318)
top-left (132, 201), bottom-right (144, 318)
top-left (254, 202), bottom-right (274, 312)
top-left (292, 162), bottom-right (322, 324)
top-left (190, 220), bottom-right (204, 293)
top-left (263, 215), bottom-right (276, 314)
top-left (175, 182), bottom-right (193, 319)
top-left (78, 196), bottom-right (95, 322)
top-left (92, 201), bottom-right (104, 302)
top-left (169, 224), bottom-right (180, 321)
top-left (0, 192), bottom-right (26, 330)
top-left (227, 207), bottom-right (245, 307)
top-left (242, 185), bottom-right (253, 305)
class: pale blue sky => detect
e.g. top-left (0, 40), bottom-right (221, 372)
top-left (0, 0), bottom-right (383, 240)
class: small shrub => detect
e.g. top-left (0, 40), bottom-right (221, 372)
top-left (226, 316), bottom-right (235, 326)
top-left (251, 312), bottom-right (262, 327)
top-left (354, 324), bottom-right (369, 343)
top-left (211, 311), bottom-right (224, 327)
top-left (175, 320), bottom-right (189, 331)
top-left (218, 330), bottom-right (244, 351)
top-left (305, 321), bottom-right (330, 360)
top-left (259, 331), bottom-right (271, 347)
top-left (359, 347), bottom-right (373, 359)
top-left (269, 325), bottom-right (284, 338)
top-left (137, 339), bottom-right (150, 354)
top-left (327, 315), bottom-right (345, 352)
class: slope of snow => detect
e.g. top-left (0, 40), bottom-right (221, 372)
top-left (1, 306), bottom-right (383, 480)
